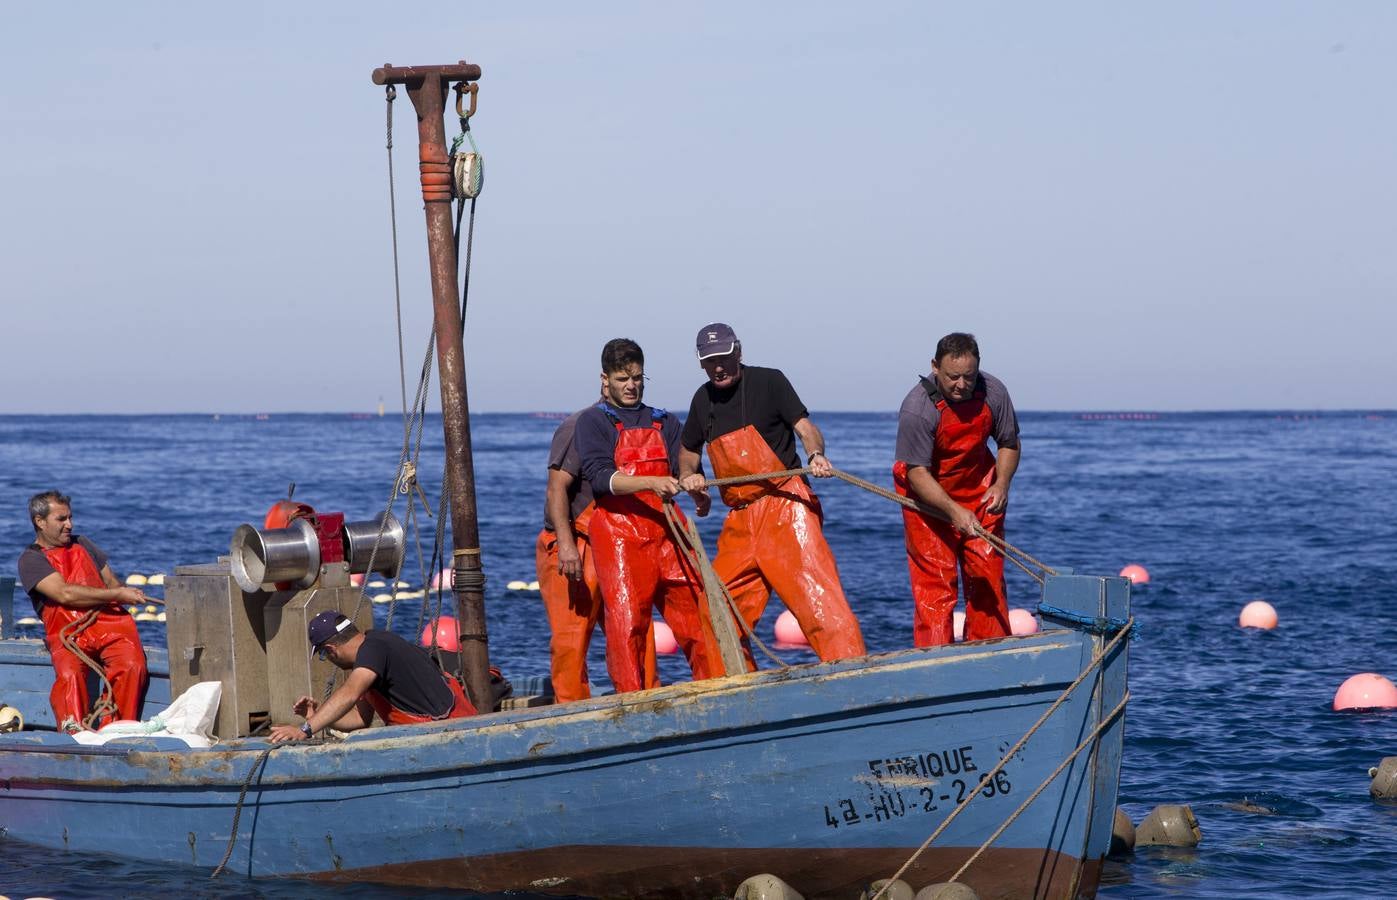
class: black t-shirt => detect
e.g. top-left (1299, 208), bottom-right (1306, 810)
top-left (18, 536), bottom-right (109, 615)
top-left (681, 366), bottom-right (808, 469)
top-left (354, 630), bottom-right (454, 717)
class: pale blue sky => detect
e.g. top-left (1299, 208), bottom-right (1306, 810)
top-left (3, 2), bottom-right (1394, 413)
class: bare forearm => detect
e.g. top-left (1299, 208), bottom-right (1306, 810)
top-left (52, 584), bottom-right (137, 609)
top-left (677, 446), bottom-right (703, 480)
top-left (906, 467), bottom-right (962, 520)
top-left (792, 418), bottom-right (824, 458)
top-left (307, 688), bottom-right (366, 733)
top-left (546, 474), bottom-right (579, 553)
top-left (995, 445), bottom-right (1020, 487)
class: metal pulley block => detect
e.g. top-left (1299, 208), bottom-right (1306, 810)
top-left (453, 149), bottom-right (483, 199)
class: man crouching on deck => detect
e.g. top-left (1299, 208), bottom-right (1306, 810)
top-left (269, 611), bottom-right (475, 742)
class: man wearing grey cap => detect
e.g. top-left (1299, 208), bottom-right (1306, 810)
top-left (678, 323), bottom-right (866, 665)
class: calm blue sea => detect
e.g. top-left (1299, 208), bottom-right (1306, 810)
top-left (2, 411), bottom-right (1396, 898)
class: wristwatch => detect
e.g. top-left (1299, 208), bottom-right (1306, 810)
top-left (300, 721), bottom-right (313, 737)
top-left (808, 451), bottom-right (826, 465)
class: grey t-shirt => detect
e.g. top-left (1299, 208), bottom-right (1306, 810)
top-left (894, 371), bottom-right (1019, 468)
top-left (542, 408), bottom-right (596, 530)
top-left (18, 536), bottom-right (109, 615)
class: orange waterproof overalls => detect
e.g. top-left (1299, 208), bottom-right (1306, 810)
top-left (535, 502), bottom-right (659, 703)
top-left (589, 406), bottom-right (713, 693)
top-left (364, 674), bottom-right (476, 725)
top-left (894, 378), bottom-right (1009, 646)
top-left (38, 543), bottom-right (149, 727)
top-left (708, 425), bottom-right (865, 664)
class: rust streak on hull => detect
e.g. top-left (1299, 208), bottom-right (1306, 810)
top-left (308, 843), bottom-right (1103, 899)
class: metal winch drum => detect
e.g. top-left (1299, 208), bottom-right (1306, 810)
top-left (343, 511), bottom-right (406, 581)
top-left (230, 518), bottom-right (320, 593)
top-left (230, 510), bottom-right (405, 593)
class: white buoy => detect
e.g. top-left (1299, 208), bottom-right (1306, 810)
top-left (527, 580), bottom-right (540, 591)
top-left (371, 593), bottom-right (394, 604)
top-left (147, 573), bottom-right (166, 586)
top-left (734, 874), bottom-right (804, 900)
top-left (506, 580), bottom-right (528, 591)
top-left (17, 617), bottom-right (41, 627)
top-left (860, 879), bottom-right (914, 900)
top-left (0, 705), bottom-right (23, 733)
top-left (1135, 804), bottom-right (1202, 847)
top-left (124, 573), bottom-right (147, 586)
top-left (368, 580), bottom-right (387, 589)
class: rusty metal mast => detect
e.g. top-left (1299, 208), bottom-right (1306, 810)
top-left (370, 61), bottom-right (491, 712)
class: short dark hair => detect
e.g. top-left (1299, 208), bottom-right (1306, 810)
top-left (601, 338), bottom-right (644, 374)
top-left (934, 333), bottom-right (980, 365)
top-left (28, 490), bottom-right (71, 530)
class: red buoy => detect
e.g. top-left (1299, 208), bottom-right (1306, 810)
top-left (420, 616), bottom-right (461, 653)
top-left (1119, 564), bottom-right (1150, 585)
top-left (1333, 673), bottom-right (1397, 711)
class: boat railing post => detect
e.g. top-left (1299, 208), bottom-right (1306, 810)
top-left (1, 576), bottom-right (14, 639)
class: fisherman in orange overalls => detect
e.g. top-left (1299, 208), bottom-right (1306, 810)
top-left (535, 403), bottom-right (659, 703)
top-left (893, 333), bottom-right (1021, 646)
top-left (17, 490), bottom-right (150, 729)
top-left (575, 338), bottom-right (716, 693)
top-left (677, 323), bottom-right (866, 666)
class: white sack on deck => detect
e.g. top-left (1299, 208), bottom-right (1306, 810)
top-left (70, 681), bottom-right (223, 748)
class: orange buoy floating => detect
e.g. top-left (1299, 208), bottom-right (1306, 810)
top-left (1238, 600), bottom-right (1278, 629)
top-left (420, 616), bottom-right (461, 653)
top-left (1008, 608), bottom-right (1039, 635)
top-left (653, 620), bottom-right (679, 655)
top-left (773, 610), bottom-right (809, 647)
top-left (1119, 564), bottom-right (1150, 585)
top-left (1333, 673), bottom-right (1397, 711)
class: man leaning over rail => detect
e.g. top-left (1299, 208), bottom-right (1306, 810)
top-left (268, 611), bottom-right (475, 742)
top-left (677, 323), bottom-right (865, 665)
top-left (18, 490), bottom-right (150, 730)
top-left (894, 332), bottom-right (1021, 646)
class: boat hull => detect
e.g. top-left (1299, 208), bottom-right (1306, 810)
top-left (0, 574), bottom-right (1127, 899)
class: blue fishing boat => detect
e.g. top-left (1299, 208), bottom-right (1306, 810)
top-left (0, 62), bottom-right (1131, 898)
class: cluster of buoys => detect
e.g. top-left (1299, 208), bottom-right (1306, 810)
top-left (506, 580), bottom-right (541, 592)
top-left (734, 872), bottom-right (982, 900)
top-left (124, 573), bottom-right (166, 586)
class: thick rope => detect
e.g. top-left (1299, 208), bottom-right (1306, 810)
top-left (210, 745), bottom-right (277, 878)
top-left (660, 501), bottom-right (785, 671)
top-left (696, 466), bottom-right (1056, 583)
top-left (58, 610), bottom-right (118, 730)
top-left (871, 616), bottom-right (1134, 897)
top-left (946, 693), bottom-right (1130, 885)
